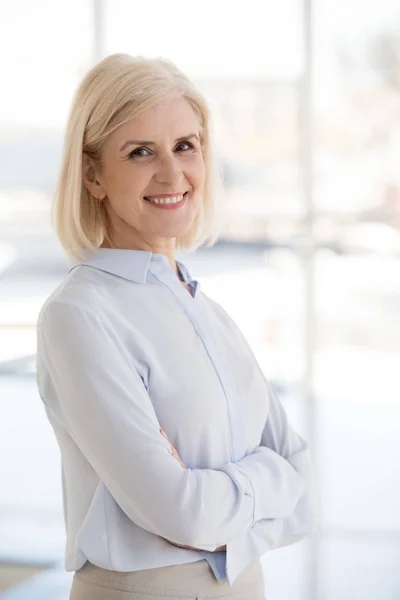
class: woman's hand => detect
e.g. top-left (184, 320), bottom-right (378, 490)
top-left (159, 428), bottom-right (226, 553)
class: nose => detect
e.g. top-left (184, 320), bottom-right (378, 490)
top-left (154, 154), bottom-right (183, 186)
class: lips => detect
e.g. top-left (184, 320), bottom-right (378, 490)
top-left (144, 192), bottom-right (187, 202)
top-left (142, 192), bottom-right (189, 211)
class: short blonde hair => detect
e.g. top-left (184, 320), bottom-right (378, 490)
top-left (54, 53), bottom-right (222, 260)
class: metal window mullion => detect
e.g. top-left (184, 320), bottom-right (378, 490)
top-left (300, 1), bottom-right (320, 600)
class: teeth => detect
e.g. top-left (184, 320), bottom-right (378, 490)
top-left (145, 194), bottom-right (184, 205)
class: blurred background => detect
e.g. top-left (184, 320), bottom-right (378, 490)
top-left (0, 0), bottom-right (399, 598)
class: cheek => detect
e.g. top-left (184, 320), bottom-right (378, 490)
top-left (188, 156), bottom-right (206, 189)
top-left (107, 164), bottom-right (148, 198)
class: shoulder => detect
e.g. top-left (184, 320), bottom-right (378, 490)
top-left (37, 267), bottom-right (102, 334)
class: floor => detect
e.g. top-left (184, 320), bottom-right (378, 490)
top-left (0, 565), bottom-right (45, 593)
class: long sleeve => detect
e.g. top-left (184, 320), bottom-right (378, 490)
top-left (38, 300), bottom-right (304, 551)
top-left (258, 381), bottom-right (316, 546)
top-left (226, 382), bottom-right (316, 582)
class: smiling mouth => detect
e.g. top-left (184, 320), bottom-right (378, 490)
top-left (143, 192), bottom-right (188, 205)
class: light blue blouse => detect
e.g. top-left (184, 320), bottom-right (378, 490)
top-left (35, 249), bottom-right (315, 586)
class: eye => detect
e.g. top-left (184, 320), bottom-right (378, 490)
top-left (129, 147), bottom-right (152, 158)
top-left (174, 141), bottom-right (195, 153)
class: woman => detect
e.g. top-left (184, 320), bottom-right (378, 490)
top-left (36, 54), bottom-right (315, 600)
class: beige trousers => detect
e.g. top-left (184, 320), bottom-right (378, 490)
top-left (69, 558), bottom-right (265, 600)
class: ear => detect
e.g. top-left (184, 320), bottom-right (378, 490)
top-left (82, 153), bottom-right (107, 200)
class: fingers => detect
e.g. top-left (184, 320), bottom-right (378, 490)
top-left (160, 429), bottom-right (169, 441)
top-left (160, 429), bottom-right (185, 468)
top-left (160, 429), bottom-right (173, 453)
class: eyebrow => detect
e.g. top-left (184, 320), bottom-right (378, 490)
top-left (119, 133), bottom-right (200, 153)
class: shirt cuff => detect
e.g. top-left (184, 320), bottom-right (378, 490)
top-left (234, 446), bottom-right (304, 523)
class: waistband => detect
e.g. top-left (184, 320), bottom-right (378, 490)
top-left (74, 558), bottom-right (263, 598)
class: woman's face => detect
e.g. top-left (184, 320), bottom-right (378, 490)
top-left (84, 96), bottom-right (206, 252)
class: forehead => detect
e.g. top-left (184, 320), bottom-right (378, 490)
top-left (115, 96), bottom-right (200, 143)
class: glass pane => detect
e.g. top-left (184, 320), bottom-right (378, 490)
top-left (319, 538), bottom-right (400, 600)
top-left (0, 0), bottom-right (92, 363)
top-left (0, 2), bottom-right (307, 582)
top-left (314, 3), bottom-right (400, 564)
top-left (314, 0), bottom-right (400, 225)
top-left (315, 251), bottom-right (400, 534)
top-left (0, 0), bottom-right (92, 564)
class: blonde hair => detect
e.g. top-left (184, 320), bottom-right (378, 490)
top-left (53, 53), bottom-right (222, 260)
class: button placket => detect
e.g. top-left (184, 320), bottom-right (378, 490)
top-left (149, 260), bottom-right (248, 463)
